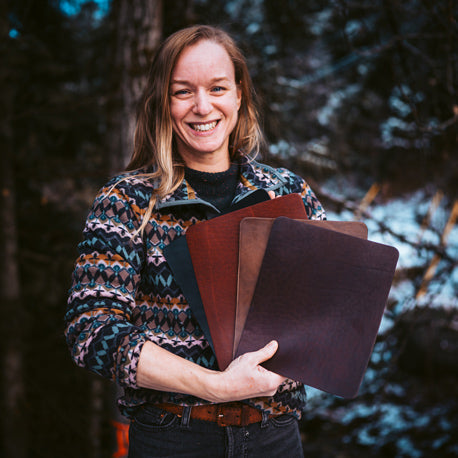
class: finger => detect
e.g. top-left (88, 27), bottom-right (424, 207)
top-left (268, 190), bottom-right (276, 199)
top-left (253, 340), bottom-right (279, 365)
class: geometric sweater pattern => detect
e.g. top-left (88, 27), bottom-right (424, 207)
top-left (65, 157), bottom-right (326, 419)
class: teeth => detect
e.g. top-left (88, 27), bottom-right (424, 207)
top-left (191, 121), bottom-right (217, 132)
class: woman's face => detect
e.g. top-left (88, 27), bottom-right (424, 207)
top-left (169, 40), bottom-right (242, 171)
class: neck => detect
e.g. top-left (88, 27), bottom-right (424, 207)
top-left (183, 157), bottom-right (230, 173)
top-left (178, 148), bottom-right (231, 173)
top-left (184, 162), bottom-right (240, 211)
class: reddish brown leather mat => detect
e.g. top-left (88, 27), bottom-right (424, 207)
top-left (234, 218), bottom-right (368, 357)
top-left (185, 194), bottom-right (308, 370)
top-left (235, 217), bottom-right (398, 398)
top-left (163, 189), bottom-right (271, 354)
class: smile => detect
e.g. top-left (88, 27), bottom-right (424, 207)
top-left (189, 121), bottom-right (219, 132)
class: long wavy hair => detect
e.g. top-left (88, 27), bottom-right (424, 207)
top-left (124, 25), bottom-right (264, 234)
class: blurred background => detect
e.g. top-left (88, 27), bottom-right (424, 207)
top-left (1, 0), bottom-right (457, 457)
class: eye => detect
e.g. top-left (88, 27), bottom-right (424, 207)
top-left (176, 89), bottom-right (189, 95)
top-left (171, 88), bottom-right (191, 97)
top-left (211, 86), bottom-right (226, 93)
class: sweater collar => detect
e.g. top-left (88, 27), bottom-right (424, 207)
top-left (155, 156), bottom-right (287, 210)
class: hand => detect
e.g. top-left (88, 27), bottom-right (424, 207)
top-left (137, 340), bottom-right (285, 404)
top-left (208, 341), bottom-right (286, 402)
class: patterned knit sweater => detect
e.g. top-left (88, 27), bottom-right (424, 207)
top-left (65, 157), bottom-right (326, 418)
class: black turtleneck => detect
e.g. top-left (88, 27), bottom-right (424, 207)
top-left (184, 162), bottom-right (240, 212)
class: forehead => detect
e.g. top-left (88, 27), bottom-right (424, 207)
top-left (171, 40), bottom-right (235, 82)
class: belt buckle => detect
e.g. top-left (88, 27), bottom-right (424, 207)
top-left (216, 403), bottom-right (243, 427)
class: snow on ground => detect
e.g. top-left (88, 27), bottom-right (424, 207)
top-left (302, 179), bottom-right (458, 456)
top-left (321, 180), bottom-right (458, 319)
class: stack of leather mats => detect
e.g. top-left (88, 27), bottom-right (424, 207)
top-left (164, 194), bottom-right (399, 398)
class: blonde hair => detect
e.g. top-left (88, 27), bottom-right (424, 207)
top-left (124, 25), bottom-right (264, 235)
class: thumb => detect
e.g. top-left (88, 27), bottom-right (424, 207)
top-left (255, 340), bottom-right (279, 364)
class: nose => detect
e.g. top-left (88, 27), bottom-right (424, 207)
top-left (192, 90), bottom-right (212, 116)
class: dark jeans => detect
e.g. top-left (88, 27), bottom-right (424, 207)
top-left (128, 404), bottom-right (304, 458)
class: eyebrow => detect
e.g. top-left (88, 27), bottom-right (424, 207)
top-left (170, 76), bottom-right (232, 85)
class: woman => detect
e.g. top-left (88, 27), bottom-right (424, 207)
top-left (65, 25), bottom-right (325, 457)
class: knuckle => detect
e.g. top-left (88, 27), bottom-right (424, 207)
top-left (236, 353), bottom-right (249, 364)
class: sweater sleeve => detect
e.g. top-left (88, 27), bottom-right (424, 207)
top-left (64, 182), bottom-right (148, 389)
top-left (277, 167), bottom-right (326, 221)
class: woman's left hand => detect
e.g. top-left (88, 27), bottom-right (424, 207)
top-left (205, 340), bottom-right (286, 402)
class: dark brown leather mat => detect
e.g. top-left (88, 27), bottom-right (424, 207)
top-left (236, 217), bottom-right (398, 398)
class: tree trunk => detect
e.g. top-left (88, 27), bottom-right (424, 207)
top-left (0, 99), bottom-right (26, 458)
top-left (0, 5), bottom-right (26, 456)
top-left (108, 0), bottom-right (163, 173)
top-left (101, 3), bottom-right (163, 455)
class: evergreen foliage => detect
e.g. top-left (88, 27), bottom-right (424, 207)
top-left (1, 1), bottom-right (456, 456)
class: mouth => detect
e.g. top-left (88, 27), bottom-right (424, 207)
top-left (188, 120), bottom-right (219, 132)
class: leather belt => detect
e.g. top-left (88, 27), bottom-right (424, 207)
top-left (155, 402), bottom-right (271, 427)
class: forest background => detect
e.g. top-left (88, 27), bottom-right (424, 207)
top-left (1, 0), bottom-right (457, 457)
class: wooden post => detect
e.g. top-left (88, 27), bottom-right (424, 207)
top-left (112, 420), bottom-right (129, 458)
top-left (111, 384), bottom-right (130, 458)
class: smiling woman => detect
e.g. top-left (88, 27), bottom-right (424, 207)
top-left (65, 24), bottom-right (326, 457)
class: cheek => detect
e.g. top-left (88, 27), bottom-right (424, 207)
top-left (170, 102), bottom-right (186, 126)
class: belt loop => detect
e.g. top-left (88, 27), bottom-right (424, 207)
top-left (180, 406), bottom-right (192, 429)
top-left (261, 411), bottom-right (270, 428)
